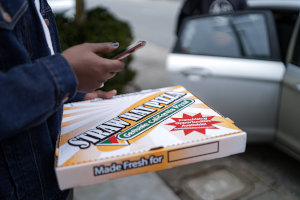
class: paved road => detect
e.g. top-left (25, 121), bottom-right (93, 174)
top-left (86, 0), bottom-right (182, 49)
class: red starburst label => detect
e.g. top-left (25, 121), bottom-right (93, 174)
top-left (166, 113), bottom-right (220, 135)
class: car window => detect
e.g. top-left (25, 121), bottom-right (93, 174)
top-left (291, 30), bottom-right (300, 67)
top-left (178, 13), bottom-right (272, 59)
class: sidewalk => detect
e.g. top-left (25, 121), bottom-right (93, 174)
top-left (74, 172), bottom-right (180, 200)
top-left (74, 144), bottom-right (300, 200)
top-left (74, 42), bottom-right (300, 200)
top-left (158, 143), bottom-right (300, 200)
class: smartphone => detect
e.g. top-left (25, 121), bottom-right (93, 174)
top-left (112, 40), bottom-right (146, 60)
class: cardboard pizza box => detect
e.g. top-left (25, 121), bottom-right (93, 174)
top-left (55, 86), bottom-right (246, 190)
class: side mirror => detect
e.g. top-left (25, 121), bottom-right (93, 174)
top-left (174, 11), bottom-right (280, 60)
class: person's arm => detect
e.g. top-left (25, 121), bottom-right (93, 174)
top-left (67, 92), bottom-right (86, 103)
top-left (0, 54), bottom-right (77, 138)
top-left (0, 42), bottom-right (124, 139)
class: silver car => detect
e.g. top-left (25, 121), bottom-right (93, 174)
top-left (48, 0), bottom-right (75, 14)
top-left (167, 0), bottom-right (300, 159)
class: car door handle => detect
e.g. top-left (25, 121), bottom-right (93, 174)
top-left (181, 67), bottom-right (212, 78)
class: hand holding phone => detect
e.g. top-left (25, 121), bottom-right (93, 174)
top-left (112, 40), bottom-right (146, 60)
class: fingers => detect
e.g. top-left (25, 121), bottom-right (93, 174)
top-left (84, 90), bottom-right (117, 100)
top-left (85, 42), bottom-right (120, 54)
top-left (96, 89), bottom-right (117, 99)
top-left (93, 59), bottom-right (123, 84)
top-left (106, 60), bottom-right (124, 74)
top-left (87, 43), bottom-right (125, 74)
top-left (95, 58), bottom-right (124, 81)
top-left (62, 42), bottom-right (125, 92)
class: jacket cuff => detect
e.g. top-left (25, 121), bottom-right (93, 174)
top-left (67, 92), bottom-right (86, 103)
top-left (38, 54), bottom-right (78, 107)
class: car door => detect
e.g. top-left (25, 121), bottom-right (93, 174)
top-left (276, 15), bottom-right (300, 159)
top-left (167, 11), bottom-right (285, 142)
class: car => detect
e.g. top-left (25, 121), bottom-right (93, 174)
top-left (48, 0), bottom-right (75, 14)
top-left (166, 0), bottom-right (300, 160)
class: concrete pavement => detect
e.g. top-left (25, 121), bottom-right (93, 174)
top-left (74, 172), bottom-right (180, 200)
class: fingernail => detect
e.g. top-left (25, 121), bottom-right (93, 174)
top-left (111, 42), bottom-right (119, 47)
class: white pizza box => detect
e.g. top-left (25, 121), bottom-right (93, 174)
top-left (55, 86), bottom-right (246, 190)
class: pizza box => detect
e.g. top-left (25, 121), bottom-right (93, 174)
top-left (55, 85), bottom-right (247, 190)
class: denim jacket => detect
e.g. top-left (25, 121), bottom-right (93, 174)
top-left (0, 0), bottom-right (79, 199)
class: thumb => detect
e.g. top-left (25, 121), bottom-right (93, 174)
top-left (97, 89), bottom-right (117, 99)
top-left (84, 89), bottom-right (117, 100)
top-left (87, 42), bottom-right (119, 54)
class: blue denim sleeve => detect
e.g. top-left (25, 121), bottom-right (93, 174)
top-left (67, 92), bottom-right (86, 103)
top-left (0, 54), bottom-right (77, 138)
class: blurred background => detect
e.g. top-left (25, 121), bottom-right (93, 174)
top-left (50, 0), bottom-right (300, 199)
